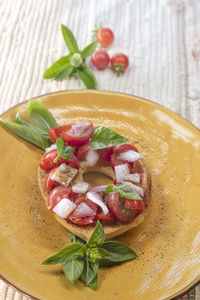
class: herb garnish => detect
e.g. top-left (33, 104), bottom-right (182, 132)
top-left (105, 184), bottom-right (142, 200)
top-left (43, 24), bottom-right (98, 89)
top-left (42, 221), bottom-right (137, 290)
top-left (53, 138), bottom-right (73, 162)
top-left (90, 126), bottom-right (128, 150)
top-left (0, 100), bottom-right (57, 150)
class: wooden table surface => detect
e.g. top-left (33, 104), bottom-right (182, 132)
top-left (0, 0), bottom-right (200, 299)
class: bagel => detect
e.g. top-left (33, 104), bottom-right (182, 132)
top-left (38, 158), bottom-right (150, 241)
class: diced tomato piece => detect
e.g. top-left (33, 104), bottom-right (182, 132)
top-left (98, 146), bottom-right (114, 162)
top-left (114, 143), bottom-right (139, 156)
top-left (76, 144), bottom-right (90, 160)
top-left (107, 192), bottom-right (138, 222)
top-left (44, 169), bottom-right (60, 193)
top-left (48, 125), bottom-right (71, 142)
top-left (47, 185), bottom-right (74, 209)
top-left (96, 211), bottom-right (114, 221)
top-left (110, 152), bottom-right (132, 172)
top-left (40, 149), bottom-right (79, 172)
top-left (62, 122), bottom-right (94, 146)
top-left (68, 196), bottom-right (97, 225)
top-left (124, 199), bottom-right (145, 210)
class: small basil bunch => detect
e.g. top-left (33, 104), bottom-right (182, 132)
top-left (42, 221), bottom-right (137, 290)
top-left (43, 24), bottom-right (98, 89)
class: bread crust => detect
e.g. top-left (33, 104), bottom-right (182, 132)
top-left (38, 160), bottom-right (150, 241)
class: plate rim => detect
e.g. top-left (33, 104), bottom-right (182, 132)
top-left (0, 89), bottom-right (199, 300)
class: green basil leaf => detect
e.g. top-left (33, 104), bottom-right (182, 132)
top-left (87, 220), bottom-right (105, 248)
top-left (53, 138), bottom-right (73, 162)
top-left (0, 119), bottom-right (50, 150)
top-left (55, 65), bottom-right (73, 81)
top-left (100, 241), bottom-right (138, 262)
top-left (42, 243), bottom-right (82, 265)
top-left (62, 258), bottom-right (84, 283)
top-left (77, 63), bottom-right (98, 89)
top-left (15, 112), bottom-right (31, 126)
top-left (81, 41), bottom-right (98, 58)
top-left (61, 24), bottom-right (79, 53)
top-left (80, 273), bottom-right (98, 290)
top-left (28, 99), bottom-right (57, 131)
top-left (105, 184), bottom-right (142, 200)
top-left (67, 232), bottom-right (85, 246)
top-left (43, 56), bottom-right (71, 79)
top-left (90, 126), bottom-right (128, 150)
top-left (82, 259), bottom-right (99, 285)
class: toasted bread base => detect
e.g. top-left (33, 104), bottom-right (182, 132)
top-left (38, 161), bottom-right (149, 241)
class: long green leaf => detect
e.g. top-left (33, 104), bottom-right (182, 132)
top-left (61, 24), bottom-right (79, 53)
top-left (53, 138), bottom-right (73, 162)
top-left (81, 41), bottom-right (98, 58)
top-left (82, 259), bottom-right (99, 285)
top-left (43, 56), bottom-right (71, 79)
top-left (15, 112), bottom-right (31, 126)
top-left (63, 259), bottom-right (84, 283)
top-left (28, 99), bottom-right (57, 131)
top-left (55, 65), bottom-right (73, 81)
top-left (100, 241), bottom-right (138, 262)
top-left (80, 273), bottom-right (98, 290)
top-left (90, 126), bottom-right (128, 150)
top-left (87, 220), bottom-right (105, 248)
top-left (0, 119), bottom-right (50, 149)
top-left (42, 243), bottom-right (82, 265)
top-left (77, 63), bottom-right (98, 89)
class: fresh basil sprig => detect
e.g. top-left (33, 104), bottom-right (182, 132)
top-left (43, 24), bottom-right (98, 89)
top-left (0, 100), bottom-right (57, 150)
top-left (90, 126), bottom-right (128, 150)
top-left (42, 221), bottom-right (137, 290)
top-left (53, 137), bottom-right (73, 162)
top-left (105, 184), bottom-right (142, 200)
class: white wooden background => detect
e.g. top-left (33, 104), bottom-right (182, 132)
top-left (0, 0), bottom-right (200, 299)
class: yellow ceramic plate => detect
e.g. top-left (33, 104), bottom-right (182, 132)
top-left (0, 91), bottom-right (200, 300)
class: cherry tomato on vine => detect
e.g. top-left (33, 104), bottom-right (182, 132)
top-left (96, 27), bottom-right (114, 48)
top-left (91, 50), bottom-right (110, 70)
top-left (111, 53), bottom-right (129, 76)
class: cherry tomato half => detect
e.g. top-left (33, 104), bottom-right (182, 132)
top-left (62, 122), bottom-right (94, 146)
top-left (107, 192), bottom-right (138, 222)
top-left (47, 185), bottom-right (73, 209)
top-left (124, 199), bottom-right (145, 210)
top-left (44, 169), bottom-right (60, 193)
top-left (48, 125), bottom-right (71, 142)
top-left (111, 53), bottom-right (129, 75)
top-left (98, 146), bottom-right (114, 162)
top-left (69, 196), bottom-right (97, 225)
top-left (114, 143), bottom-right (139, 156)
top-left (96, 211), bottom-right (114, 221)
top-left (96, 27), bottom-right (114, 48)
top-left (91, 50), bottom-right (110, 70)
top-left (40, 149), bottom-right (79, 172)
top-left (77, 144), bottom-right (90, 160)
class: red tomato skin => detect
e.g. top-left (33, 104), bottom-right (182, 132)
top-left (96, 211), bottom-right (114, 221)
top-left (96, 28), bottom-right (114, 48)
top-left (68, 196), bottom-right (97, 225)
top-left (107, 192), bottom-right (138, 222)
top-left (40, 150), bottom-right (79, 172)
top-left (44, 169), bottom-right (60, 194)
top-left (114, 144), bottom-right (139, 156)
top-left (124, 199), bottom-right (145, 210)
top-left (62, 122), bottom-right (94, 146)
top-left (98, 146), bottom-right (114, 162)
top-left (91, 50), bottom-right (110, 70)
top-left (48, 125), bottom-right (71, 142)
top-left (47, 185), bottom-right (73, 209)
top-left (77, 144), bottom-right (90, 160)
top-left (111, 53), bottom-right (129, 70)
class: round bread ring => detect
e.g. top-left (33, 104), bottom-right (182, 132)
top-left (38, 159), bottom-right (150, 241)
